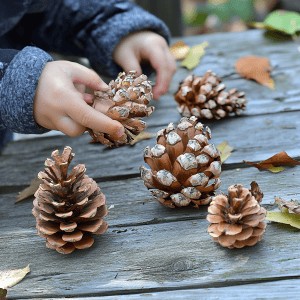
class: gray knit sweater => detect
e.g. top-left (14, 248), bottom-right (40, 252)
top-left (0, 0), bottom-right (170, 152)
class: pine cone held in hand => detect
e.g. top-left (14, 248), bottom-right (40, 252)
top-left (174, 71), bottom-right (247, 120)
top-left (207, 181), bottom-right (266, 249)
top-left (32, 146), bottom-right (108, 254)
top-left (140, 116), bottom-right (222, 208)
top-left (88, 70), bottom-right (154, 148)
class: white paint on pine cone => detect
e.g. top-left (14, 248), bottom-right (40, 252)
top-left (140, 165), bottom-right (152, 181)
top-left (202, 144), bottom-right (219, 158)
top-left (181, 86), bottom-right (192, 97)
top-left (194, 134), bottom-right (208, 145)
top-left (166, 122), bottom-right (175, 133)
top-left (151, 144), bottom-right (166, 157)
top-left (196, 154), bottom-right (210, 166)
top-left (181, 187), bottom-right (201, 199)
top-left (177, 153), bottom-right (197, 170)
top-left (187, 140), bottom-right (201, 151)
top-left (143, 146), bottom-right (152, 158)
top-left (156, 170), bottom-right (176, 186)
top-left (150, 189), bottom-right (169, 198)
top-left (170, 193), bottom-right (191, 206)
top-left (209, 161), bottom-right (222, 175)
top-left (189, 173), bottom-right (209, 187)
top-left (166, 132), bottom-right (181, 145)
top-left (177, 120), bottom-right (192, 131)
top-left (194, 122), bottom-right (204, 131)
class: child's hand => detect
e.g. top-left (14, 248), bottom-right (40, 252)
top-left (33, 61), bottom-right (124, 138)
top-left (113, 31), bottom-right (177, 100)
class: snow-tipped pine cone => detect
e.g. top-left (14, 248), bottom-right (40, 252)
top-left (88, 70), bottom-right (154, 148)
top-left (174, 70), bottom-right (247, 120)
top-left (140, 116), bottom-right (222, 208)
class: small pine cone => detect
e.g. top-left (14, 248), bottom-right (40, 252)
top-left (88, 70), bottom-right (154, 148)
top-left (32, 146), bottom-right (108, 254)
top-left (140, 116), bottom-right (222, 208)
top-left (174, 70), bottom-right (247, 120)
top-left (207, 181), bottom-right (266, 249)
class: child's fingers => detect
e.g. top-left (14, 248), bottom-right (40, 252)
top-left (65, 61), bottom-right (109, 91)
top-left (65, 94), bottom-right (125, 137)
top-left (148, 47), bottom-right (177, 100)
top-left (114, 50), bottom-right (143, 75)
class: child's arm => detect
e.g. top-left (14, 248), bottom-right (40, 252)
top-left (10, 0), bottom-right (174, 97)
top-left (0, 47), bottom-right (124, 141)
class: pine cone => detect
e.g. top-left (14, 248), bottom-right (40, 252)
top-left (174, 70), bottom-right (247, 120)
top-left (140, 116), bottom-right (222, 208)
top-left (32, 146), bottom-right (108, 254)
top-left (88, 70), bottom-right (154, 148)
top-left (207, 181), bottom-right (266, 249)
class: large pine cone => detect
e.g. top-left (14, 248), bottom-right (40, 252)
top-left (88, 70), bottom-right (154, 148)
top-left (174, 70), bottom-right (247, 120)
top-left (140, 116), bottom-right (222, 208)
top-left (207, 181), bottom-right (266, 249)
top-left (32, 146), bottom-right (108, 254)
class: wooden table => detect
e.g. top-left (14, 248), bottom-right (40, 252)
top-left (2, 29), bottom-right (300, 299)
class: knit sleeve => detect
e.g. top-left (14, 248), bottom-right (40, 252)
top-left (13, 0), bottom-right (171, 78)
top-left (0, 46), bottom-right (53, 133)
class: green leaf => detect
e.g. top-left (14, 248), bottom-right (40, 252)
top-left (0, 265), bottom-right (30, 289)
top-left (266, 208), bottom-right (300, 229)
top-left (268, 166), bottom-right (285, 173)
top-left (253, 10), bottom-right (300, 36)
top-left (181, 42), bottom-right (209, 70)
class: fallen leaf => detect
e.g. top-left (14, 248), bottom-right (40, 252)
top-left (16, 176), bottom-right (42, 203)
top-left (275, 196), bottom-right (300, 214)
top-left (252, 10), bottom-right (300, 38)
top-left (268, 166), bottom-right (285, 173)
top-left (217, 141), bottom-right (233, 162)
top-left (130, 132), bottom-right (154, 146)
top-left (266, 208), bottom-right (300, 229)
top-left (0, 265), bottom-right (30, 289)
top-left (170, 41), bottom-right (190, 60)
top-left (0, 289), bottom-right (7, 300)
top-left (235, 55), bottom-right (275, 89)
top-left (243, 151), bottom-right (300, 172)
top-left (181, 41), bottom-right (209, 70)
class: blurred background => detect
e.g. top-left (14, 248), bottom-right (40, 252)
top-left (134, 0), bottom-right (300, 37)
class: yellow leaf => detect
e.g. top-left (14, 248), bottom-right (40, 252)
top-left (181, 42), bottom-right (209, 70)
top-left (266, 209), bottom-right (300, 229)
top-left (130, 132), bottom-right (154, 146)
top-left (217, 141), bottom-right (233, 163)
top-left (170, 41), bottom-right (190, 60)
top-left (0, 265), bottom-right (30, 289)
top-left (268, 166), bottom-right (285, 173)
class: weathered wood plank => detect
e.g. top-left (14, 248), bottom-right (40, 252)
top-left (25, 279), bottom-right (300, 300)
top-left (1, 164), bottom-right (299, 232)
top-left (3, 213), bottom-right (300, 298)
top-left (1, 109), bottom-right (300, 187)
top-left (2, 165), bottom-right (300, 298)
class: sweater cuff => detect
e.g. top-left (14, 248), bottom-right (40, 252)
top-left (0, 46), bottom-right (53, 134)
top-left (86, 4), bottom-right (170, 77)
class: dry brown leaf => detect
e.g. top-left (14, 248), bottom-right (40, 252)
top-left (16, 176), bottom-right (42, 203)
top-left (275, 196), bottom-right (300, 214)
top-left (0, 289), bottom-right (7, 300)
top-left (130, 131), bottom-right (154, 146)
top-left (243, 151), bottom-right (300, 172)
top-left (235, 55), bottom-right (275, 89)
top-left (169, 40), bottom-right (190, 60)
